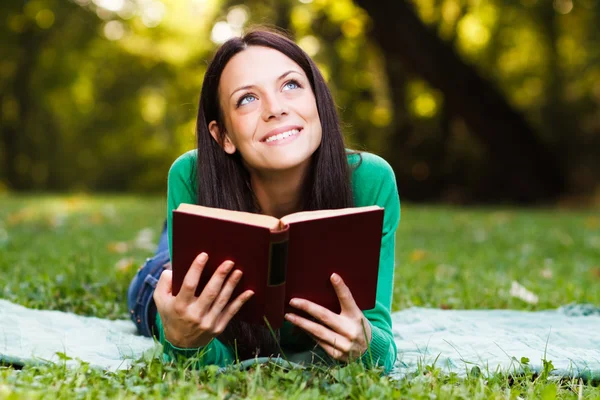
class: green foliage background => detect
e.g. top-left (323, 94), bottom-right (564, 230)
top-left (1, 0), bottom-right (599, 199)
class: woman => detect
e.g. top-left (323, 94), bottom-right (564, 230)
top-left (127, 29), bottom-right (400, 373)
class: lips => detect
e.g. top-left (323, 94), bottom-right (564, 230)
top-left (260, 125), bottom-right (303, 143)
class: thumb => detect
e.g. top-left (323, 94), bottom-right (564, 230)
top-left (154, 269), bottom-right (173, 297)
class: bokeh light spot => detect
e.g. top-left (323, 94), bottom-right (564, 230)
top-left (227, 7), bottom-right (248, 29)
top-left (141, 1), bottom-right (166, 27)
top-left (298, 35), bottom-right (320, 56)
top-left (211, 21), bottom-right (235, 44)
top-left (140, 90), bottom-right (166, 125)
top-left (457, 14), bottom-right (490, 52)
top-left (36, 10), bottom-right (55, 29)
top-left (93, 0), bottom-right (124, 12)
top-left (371, 107), bottom-right (391, 127)
top-left (554, 0), bottom-right (574, 14)
top-left (341, 18), bottom-right (363, 38)
top-left (103, 20), bottom-right (125, 41)
top-left (411, 93), bottom-right (438, 118)
top-left (291, 6), bottom-right (313, 30)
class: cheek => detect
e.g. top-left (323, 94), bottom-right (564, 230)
top-left (298, 95), bottom-right (320, 126)
top-left (227, 114), bottom-right (257, 145)
top-left (308, 102), bottom-right (322, 138)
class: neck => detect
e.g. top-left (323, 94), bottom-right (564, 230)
top-left (250, 162), bottom-right (310, 218)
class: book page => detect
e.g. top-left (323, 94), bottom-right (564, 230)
top-left (176, 203), bottom-right (282, 230)
top-left (280, 205), bottom-right (382, 224)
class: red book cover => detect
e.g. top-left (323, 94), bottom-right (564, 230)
top-left (284, 210), bottom-right (384, 315)
top-left (171, 204), bottom-right (383, 329)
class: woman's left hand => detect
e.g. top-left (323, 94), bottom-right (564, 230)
top-left (284, 273), bottom-right (372, 362)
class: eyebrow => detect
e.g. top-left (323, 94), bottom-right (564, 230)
top-left (228, 70), bottom-right (301, 100)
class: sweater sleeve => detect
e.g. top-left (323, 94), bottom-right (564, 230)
top-left (351, 153), bottom-right (400, 373)
top-left (157, 150), bottom-right (234, 366)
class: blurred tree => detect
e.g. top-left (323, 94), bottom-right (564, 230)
top-left (1, 0), bottom-right (598, 203)
top-left (0, 0), bottom-right (97, 189)
top-left (0, 0), bottom-right (212, 192)
top-left (355, 0), bottom-right (565, 202)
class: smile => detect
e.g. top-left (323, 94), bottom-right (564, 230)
top-left (263, 128), bottom-right (301, 143)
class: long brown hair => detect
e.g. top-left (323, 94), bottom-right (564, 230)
top-left (194, 28), bottom-right (355, 359)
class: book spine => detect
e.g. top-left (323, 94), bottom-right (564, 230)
top-left (263, 225), bottom-right (290, 329)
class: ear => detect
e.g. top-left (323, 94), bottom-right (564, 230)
top-left (208, 120), bottom-right (236, 155)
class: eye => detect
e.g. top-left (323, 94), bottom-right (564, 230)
top-left (283, 80), bottom-right (301, 91)
top-left (237, 94), bottom-right (257, 107)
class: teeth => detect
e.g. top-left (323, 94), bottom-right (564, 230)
top-left (265, 129), bottom-right (300, 143)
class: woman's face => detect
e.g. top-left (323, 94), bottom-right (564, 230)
top-left (210, 46), bottom-right (322, 174)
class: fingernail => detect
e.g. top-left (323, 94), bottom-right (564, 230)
top-left (285, 313), bottom-right (295, 321)
top-left (289, 298), bottom-right (298, 306)
top-left (331, 273), bottom-right (340, 283)
top-left (197, 253), bottom-right (208, 263)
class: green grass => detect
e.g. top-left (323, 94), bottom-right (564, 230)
top-left (1, 194), bottom-right (599, 399)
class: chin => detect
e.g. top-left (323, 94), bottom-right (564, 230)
top-left (268, 154), bottom-right (312, 171)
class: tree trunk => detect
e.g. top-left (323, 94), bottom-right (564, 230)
top-left (355, 0), bottom-right (565, 203)
top-left (1, 27), bottom-right (38, 190)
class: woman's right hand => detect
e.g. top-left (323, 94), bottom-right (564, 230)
top-left (153, 252), bottom-right (254, 348)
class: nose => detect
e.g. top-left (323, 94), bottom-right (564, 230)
top-left (261, 92), bottom-right (287, 121)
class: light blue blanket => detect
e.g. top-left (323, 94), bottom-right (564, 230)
top-left (390, 305), bottom-right (600, 380)
top-left (1, 299), bottom-right (599, 379)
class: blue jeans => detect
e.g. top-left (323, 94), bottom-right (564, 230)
top-left (127, 221), bottom-right (170, 337)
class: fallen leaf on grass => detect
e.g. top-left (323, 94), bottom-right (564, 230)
top-left (6, 208), bottom-right (36, 225)
top-left (585, 217), bottom-right (599, 230)
top-left (48, 213), bottom-right (67, 229)
top-left (0, 225), bottom-right (8, 248)
top-left (135, 228), bottom-right (156, 251)
top-left (115, 257), bottom-right (135, 272)
top-left (510, 281), bottom-right (539, 305)
top-left (102, 204), bottom-right (117, 219)
top-left (540, 268), bottom-right (553, 279)
top-left (491, 212), bottom-right (512, 225)
top-left (108, 242), bottom-right (129, 253)
top-left (89, 212), bottom-right (105, 225)
top-left (65, 196), bottom-right (87, 211)
top-left (473, 229), bottom-right (488, 243)
top-left (587, 236), bottom-right (600, 249)
top-left (435, 264), bottom-right (458, 279)
top-left (410, 249), bottom-right (427, 262)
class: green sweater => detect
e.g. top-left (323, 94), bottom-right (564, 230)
top-left (157, 150), bottom-right (401, 372)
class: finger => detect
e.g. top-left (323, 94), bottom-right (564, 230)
top-left (330, 273), bottom-right (360, 315)
top-left (214, 290), bottom-right (254, 333)
top-left (196, 260), bottom-right (235, 313)
top-left (153, 269), bottom-right (172, 308)
top-left (288, 298), bottom-right (346, 333)
top-left (178, 253), bottom-right (209, 303)
top-left (284, 313), bottom-right (352, 352)
top-left (208, 269), bottom-right (243, 316)
top-left (314, 339), bottom-right (349, 362)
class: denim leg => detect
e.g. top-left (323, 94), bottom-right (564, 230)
top-left (127, 221), bottom-right (170, 337)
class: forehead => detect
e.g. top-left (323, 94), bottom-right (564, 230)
top-left (219, 46), bottom-right (305, 93)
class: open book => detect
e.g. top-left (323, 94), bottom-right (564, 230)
top-left (171, 203), bottom-right (384, 329)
